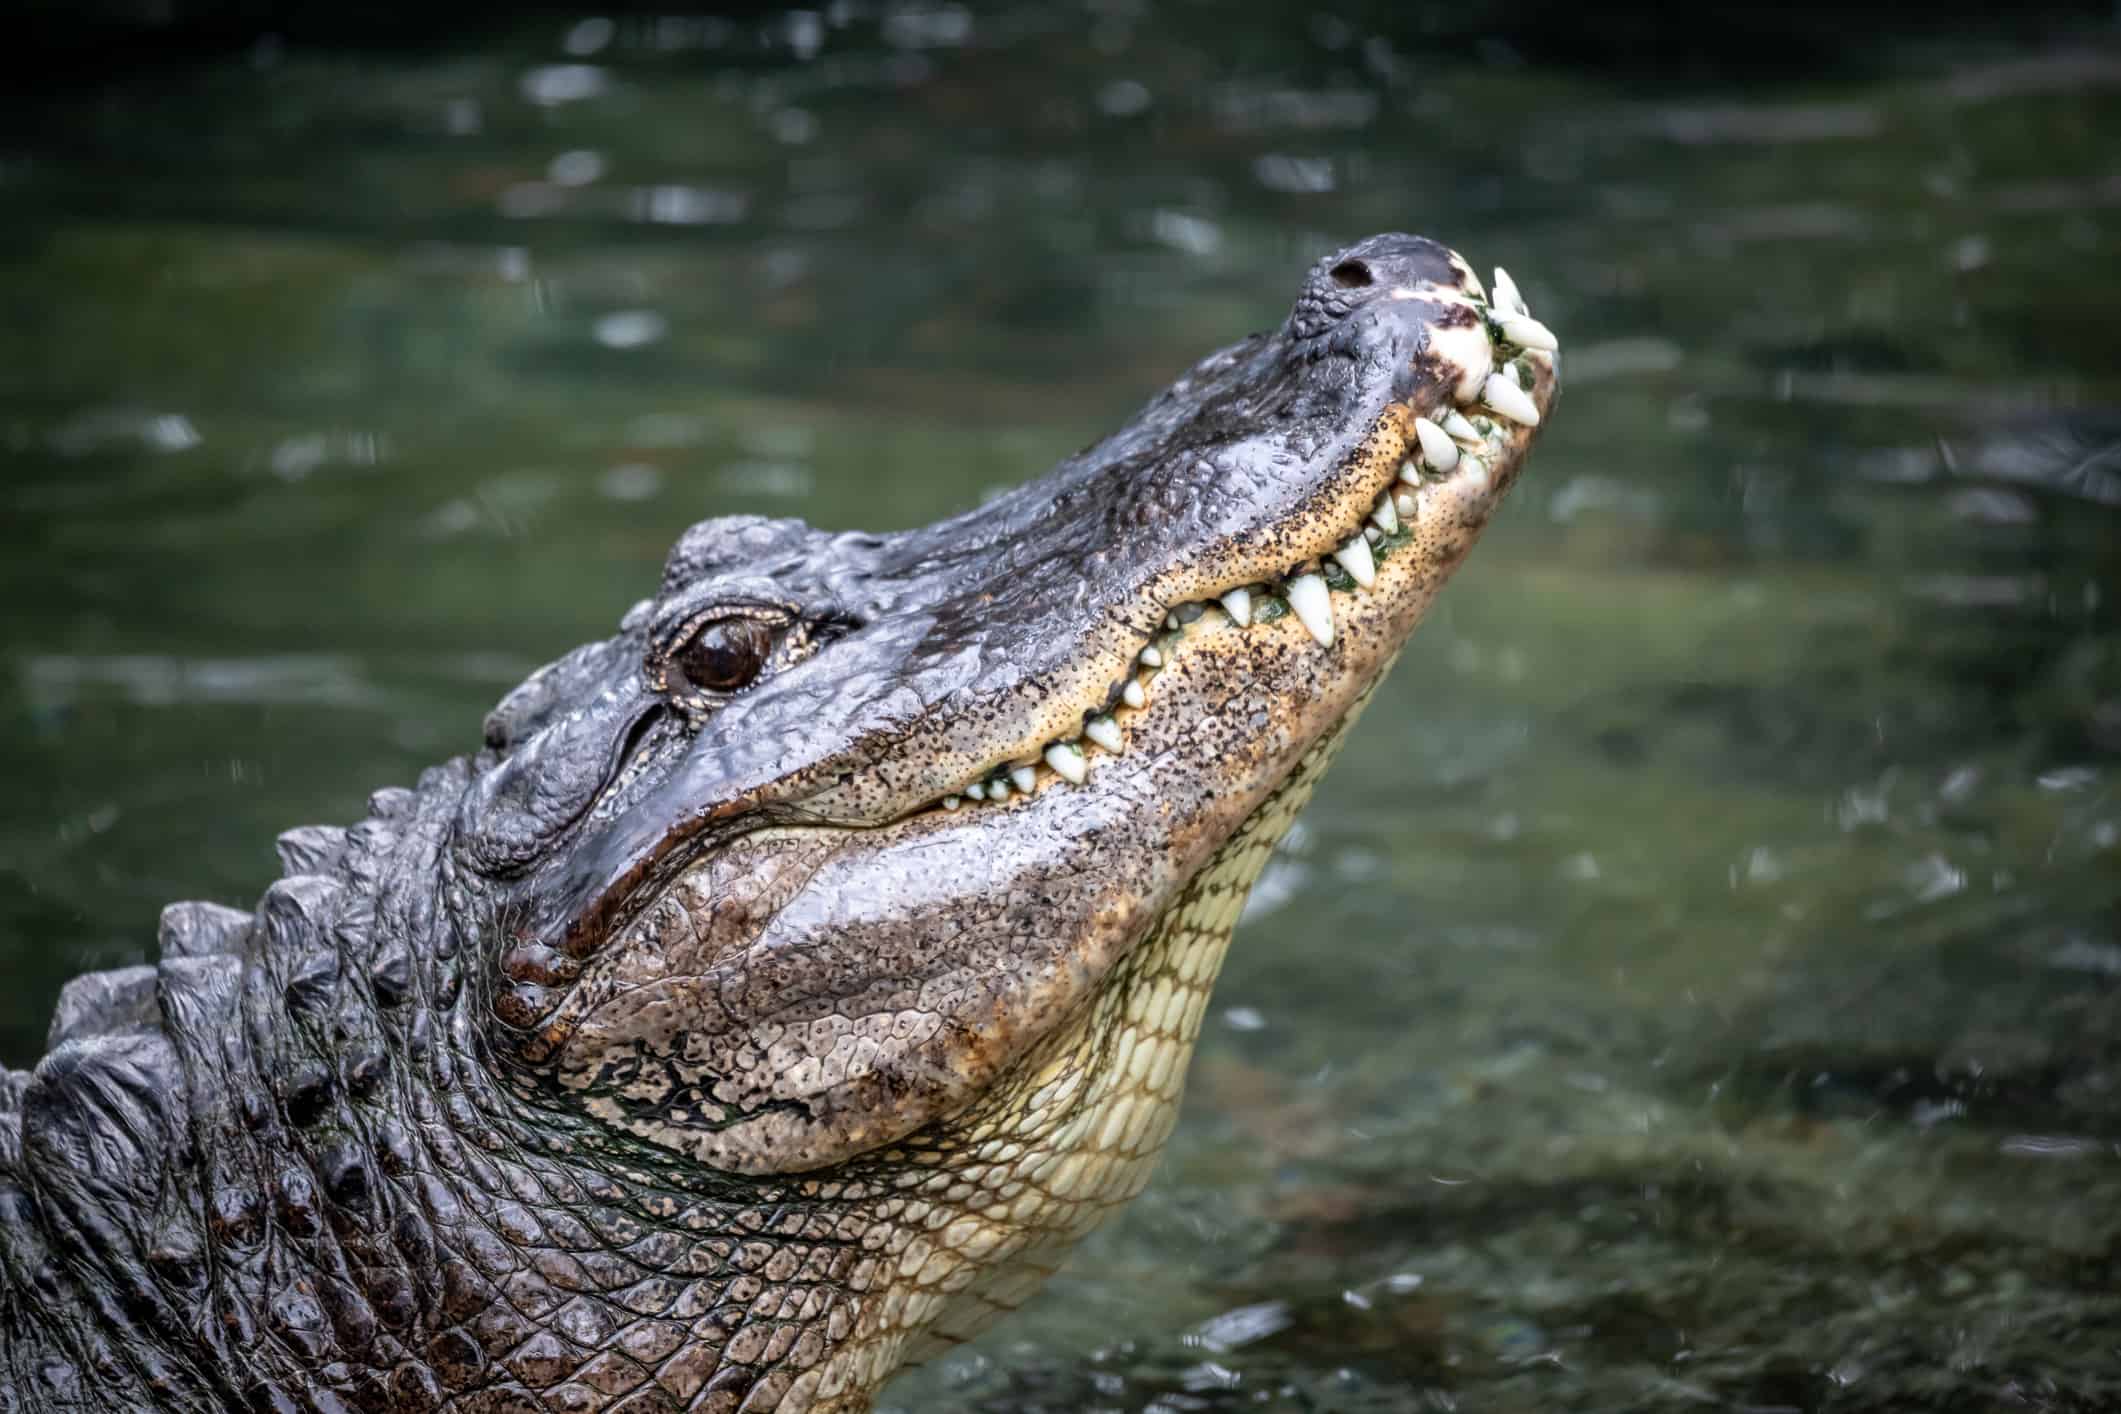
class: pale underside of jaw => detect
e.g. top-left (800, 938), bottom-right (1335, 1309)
top-left (936, 265), bottom-right (1557, 815)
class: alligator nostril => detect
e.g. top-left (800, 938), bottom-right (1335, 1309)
top-left (1329, 259), bottom-right (1374, 289)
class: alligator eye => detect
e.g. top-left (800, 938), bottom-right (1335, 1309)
top-left (668, 617), bottom-right (774, 696)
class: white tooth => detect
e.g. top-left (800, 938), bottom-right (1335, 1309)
top-left (1492, 266), bottom-right (1526, 316)
top-left (1009, 764), bottom-right (1037, 795)
top-left (1333, 535), bottom-right (1376, 589)
top-left (1497, 313), bottom-right (1556, 351)
top-left (942, 795), bottom-right (962, 811)
top-left (1084, 715), bottom-right (1124, 753)
top-left (1363, 525), bottom-right (1382, 546)
top-left (1482, 371), bottom-right (1541, 426)
top-left (1164, 612), bottom-right (1180, 630)
top-left (1139, 645), bottom-right (1163, 668)
top-left (1394, 488), bottom-right (1417, 519)
top-left (1043, 741), bottom-right (1088, 785)
top-left (988, 778), bottom-right (1010, 802)
top-left (1370, 494), bottom-right (1398, 534)
top-left (1218, 588), bottom-right (1252, 627)
top-left (1413, 415), bottom-right (1459, 472)
top-left (1443, 409), bottom-right (1479, 441)
top-left (965, 782), bottom-right (987, 801)
top-left (1461, 453), bottom-right (1491, 493)
top-left (1397, 458), bottom-right (1422, 487)
top-left (1286, 572), bottom-right (1334, 648)
top-left (1121, 679), bottom-right (1146, 710)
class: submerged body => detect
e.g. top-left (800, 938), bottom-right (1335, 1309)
top-left (0, 235), bottom-right (1556, 1411)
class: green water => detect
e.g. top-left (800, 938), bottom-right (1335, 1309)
top-left (3, 7), bottom-right (2118, 1409)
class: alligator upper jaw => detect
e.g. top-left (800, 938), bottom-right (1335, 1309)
top-left (526, 234), bottom-right (1554, 960)
top-left (923, 340), bottom-right (1554, 833)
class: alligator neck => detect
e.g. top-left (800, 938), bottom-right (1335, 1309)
top-left (172, 764), bottom-right (873, 1409)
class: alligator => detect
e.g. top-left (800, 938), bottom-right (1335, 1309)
top-left (0, 233), bottom-right (1557, 1413)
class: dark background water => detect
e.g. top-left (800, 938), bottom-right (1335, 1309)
top-left (3, 3), bottom-right (2118, 1408)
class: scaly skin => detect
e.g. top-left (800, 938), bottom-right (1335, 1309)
top-left (0, 235), bottom-right (1557, 1412)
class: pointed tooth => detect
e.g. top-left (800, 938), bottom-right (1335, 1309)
top-left (1121, 678), bottom-right (1146, 710)
top-left (942, 795), bottom-right (962, 811)
top-left (1286, 572), bottom-right (1334, 648)
top-left (1165, 612), bottom-right (1181, 630)
top-left (988, 778), bottom-right (1010, 802)
top-left (1481, 371), bottom-right (1541, 427)
top-left (1497, 313), bottom-right (1556, 351)
top-left (1043, 741), bottom-right (1088, 785)
top-left (1461, 453), bottom-right (1490, 493)
top-left (1412, 415), bottom-right (1459, 472)
top-left (1218, 587), bottom-right (1252, 627)
top-left (1394, 488), bottom-right (1417, 519)
top-left (1009, 764), bottom-right (1037, 795)
top-left (1084, 715), bottom-right (1124, 754)
top-left (964, 781), bottom-right (987, 801)
top-left (1492, 266), bottom-right (1526, 316)
top-left (1332, 535), bottom-right (1376, 589)
top-left (1397, 457), bottom-right (1422, 487)
top-left (1139, 645), bottom-right (1163, 668)
top-left (1363, 524), bottom-right (1382, 546)
top-left (1442, 409), bottom-right (1479, 441)
top-left (1370, 494), bottom-right (1399, 535)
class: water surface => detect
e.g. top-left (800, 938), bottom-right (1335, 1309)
top-left (2, 7), bottom-right (2117, 1408)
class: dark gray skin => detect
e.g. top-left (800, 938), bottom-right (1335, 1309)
top-left (0, 234), bottom-right (1558, 1412)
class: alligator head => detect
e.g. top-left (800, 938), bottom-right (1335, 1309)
top-left (2, 234), bottom-right (1556, 1413)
